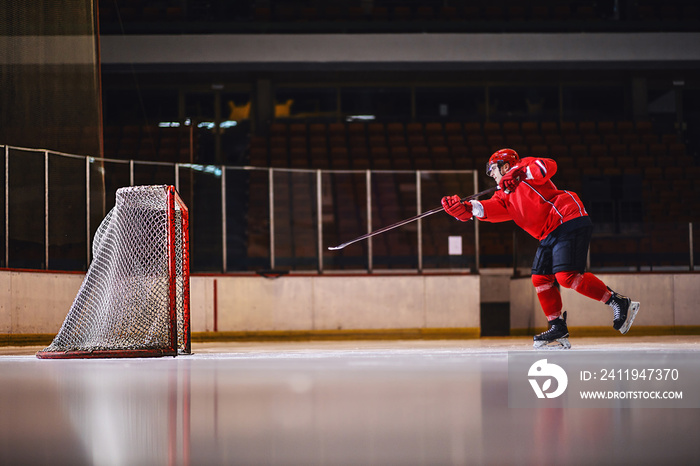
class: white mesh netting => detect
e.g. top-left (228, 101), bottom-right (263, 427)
top-left (38, 185), bottom-right (189, 357)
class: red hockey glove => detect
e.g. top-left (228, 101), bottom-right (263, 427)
top-left (441, 195), bottom-right (473, 221)
top-left (500, 166), bottom-right (526, 193)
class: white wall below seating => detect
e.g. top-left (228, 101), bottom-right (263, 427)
top-left (1, 270), bottom-right (697, 339)
top-left (0, 271), bottom-right (481, 336)
top-left (191, 274), bottom-right (481, 334)
top-left (0, 271), bottom-right (83, 335)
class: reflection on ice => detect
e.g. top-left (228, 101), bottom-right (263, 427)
top-left (1, 340), bottom-right (699, 465)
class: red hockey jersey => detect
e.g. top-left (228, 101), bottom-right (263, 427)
top-left (474, 157), bottom-right (588, 240)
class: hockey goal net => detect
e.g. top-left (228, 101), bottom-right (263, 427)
top-left (37, 185), bottom-right (190, 358)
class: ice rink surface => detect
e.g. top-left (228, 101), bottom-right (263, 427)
top-left (2, 336), bottom-right (700, 465)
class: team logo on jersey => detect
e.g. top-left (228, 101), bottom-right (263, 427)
top-left (528, 359), bottom-right (568, 399)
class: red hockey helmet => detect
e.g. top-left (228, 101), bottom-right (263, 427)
top-left (486, 148), bottom-right (520, 176)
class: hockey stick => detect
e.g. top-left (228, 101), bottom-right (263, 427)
top-left (328, 186), bottom-right (497, 251)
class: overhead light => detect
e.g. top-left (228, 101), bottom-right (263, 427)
top-left (180, 163), bottom-right (222, 176)
top-left (346, 115), bottom-right (376, 122)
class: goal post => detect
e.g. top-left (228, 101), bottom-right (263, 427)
top-left (37, 185), bottom-right (190, 359)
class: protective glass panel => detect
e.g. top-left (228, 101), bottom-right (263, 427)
top-left (186, 166), bottom-right (223, 272)
top-left (133, 162), bottom-right (177, 187)
top-left (420, 171), bottom-right (478, 270)
top-left (49, 153), bottom-right (87, 270)
top-left (272, 169), bottom-right (318, 271)
top-left (322, 171), bottom-right (369, 271)
top-left (8, 148), bottom-right (44, 268)
top-left (589, 222), bottom-right (694, 272)
top-left (225, 167), bottom-right (270, 271)
top-left (89, 158), bottom-right (130, 240)
top-left (371, 172), bottom-right (418, 270)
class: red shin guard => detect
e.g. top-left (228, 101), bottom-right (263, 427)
top-left (554, 271), bottom-right (610, 302)
top-left (532, 274), bottom-right (562, 321)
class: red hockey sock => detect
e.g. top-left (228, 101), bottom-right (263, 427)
top-left (532, 274), bottom-right (562, 321)
top-left (555, 271), bottom-right (611, 303)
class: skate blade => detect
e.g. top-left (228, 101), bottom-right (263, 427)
top-left (619, 301), bottom-right (640, 335)
top-left (533, 337), bottom-right (571, 350)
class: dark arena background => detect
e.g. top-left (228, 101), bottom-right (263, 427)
top-left (1, 1), bottom-right (700, 464)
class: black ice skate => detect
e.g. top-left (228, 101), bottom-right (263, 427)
top-left (533, 311), bottom-right (571, 350)
top-left (606, 288), bottom-right (640, 334)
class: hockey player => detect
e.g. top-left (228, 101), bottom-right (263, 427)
top-left (441, 148), bottom-right (640, 349)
